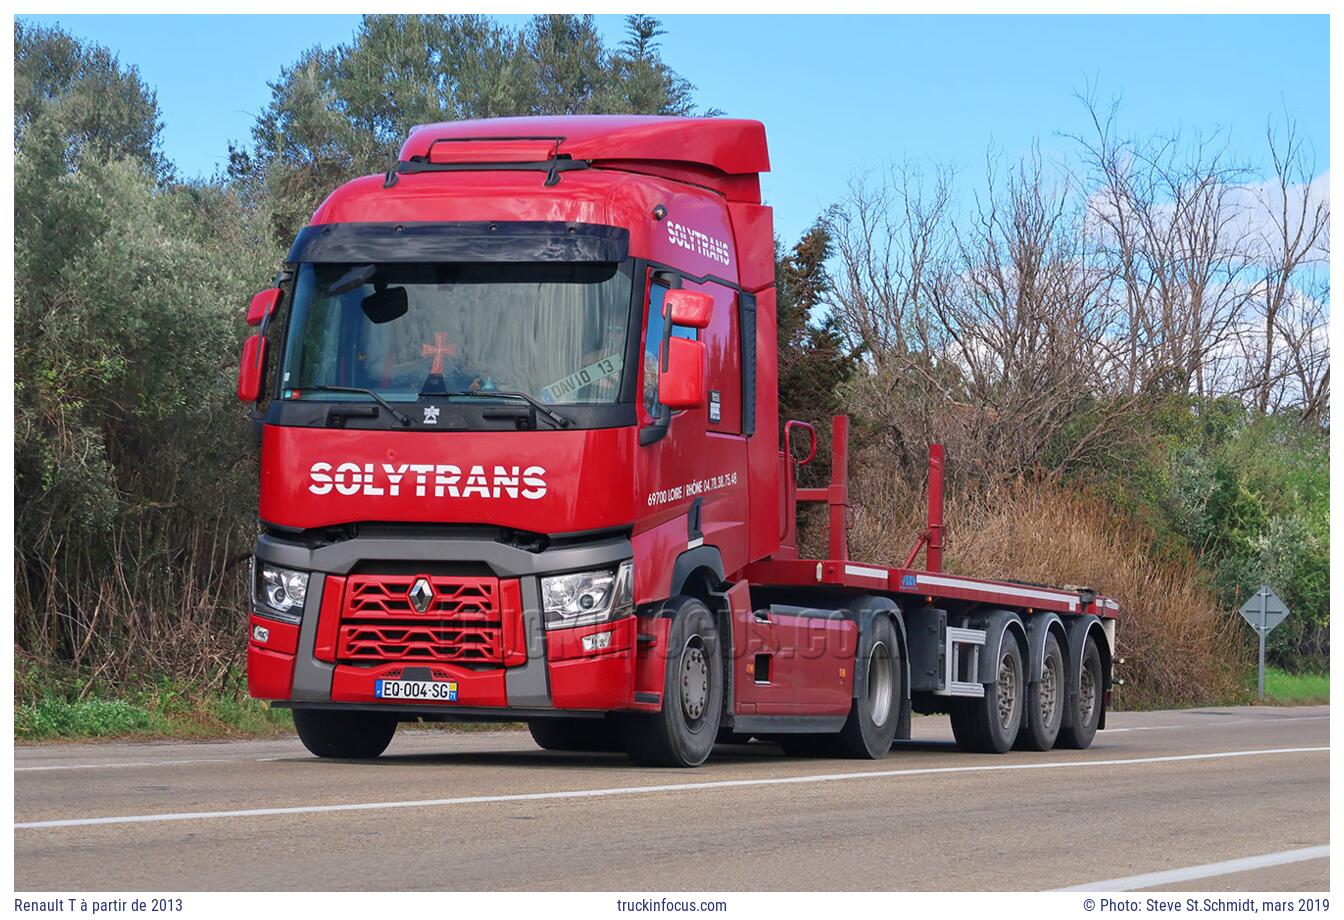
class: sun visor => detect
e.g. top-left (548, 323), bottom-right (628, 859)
top-left (287, 221), bottom-right (630, 264)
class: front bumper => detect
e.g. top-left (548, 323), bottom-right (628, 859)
top-left (247, 530), bottom-right (649, 714)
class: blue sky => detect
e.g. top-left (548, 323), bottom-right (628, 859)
top-left (25, 14), bottom-right (1329, 244)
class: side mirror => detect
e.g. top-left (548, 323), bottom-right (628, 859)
top-left (247, 288), bottom-right (283, 326)
top-left (664, 290), bottom-right (713, 329)
top-left (658, 336), bottom-right (706, 409)
top-left (237, 334), bottom-right (268, 402)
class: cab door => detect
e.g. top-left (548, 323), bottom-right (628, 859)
top-left (634, 267), bottom-right (750, 578)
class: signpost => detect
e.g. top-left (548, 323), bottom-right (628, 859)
top-left (1238, 585), bottom-right (1291, 698)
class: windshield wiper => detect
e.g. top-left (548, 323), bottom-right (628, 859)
top-left (441, 390), bottom-right (574, 429)
top-left (299, 385), bottom-right (413, 428)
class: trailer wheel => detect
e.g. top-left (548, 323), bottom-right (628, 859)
top-left (528, 717), bottom-right (623, 753)
top-left (1016, 632), bottom-right (1064, 751)
top-left (619, 595), bottom-right (723, 767)
top-left (950, 634), bottom-right (1023, 754)
top-left (1057, 636), bottom-right (1104, 750)
top-left (292, 708), bottom-right (397, 759)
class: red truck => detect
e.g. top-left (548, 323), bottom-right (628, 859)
top-left (237, 115), bottom-right (1116, 767)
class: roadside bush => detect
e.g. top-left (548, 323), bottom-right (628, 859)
top-left (14, 23), bottom-right (279, 686)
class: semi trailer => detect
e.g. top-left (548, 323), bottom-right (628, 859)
top-left (237, 115), bottom-right (1116, 767)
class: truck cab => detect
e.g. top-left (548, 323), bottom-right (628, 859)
top-left (240, 116), bottom-right (783, 764)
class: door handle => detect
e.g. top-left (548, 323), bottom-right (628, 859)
top-left (753, 610), bottom-right (770, 622)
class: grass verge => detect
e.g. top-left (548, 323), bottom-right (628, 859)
top-left (15, 684), bottom-right (293, 742)
top-left (15, 660), bottom-right (521, 743)
top-left (1261, 667), bottom-right (1329, 705)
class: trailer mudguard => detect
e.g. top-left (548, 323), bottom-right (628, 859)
top-left (966, 609), bottom-right (1027, 685)
top-left (841, 594), bottom-right (911, 741)
top-left (1024, 612), bottom-right (1066, 684)
top-left (1061, 614), bottom-right (1112, 731)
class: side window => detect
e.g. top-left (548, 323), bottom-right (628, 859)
top-left (642, 282), bottom-right (669, 416)
top-left (642, 277), bottom-right (698, 418)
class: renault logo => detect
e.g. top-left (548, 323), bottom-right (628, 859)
top-left (408, 577), bottom-right (435, 613)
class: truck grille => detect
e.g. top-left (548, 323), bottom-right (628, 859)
top-left (337, 575), bottom-right (503, 664)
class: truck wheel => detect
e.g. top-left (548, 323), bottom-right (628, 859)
top-left (778, 616), bottom-right (902, 759)
top-left (528, 717), bottom-right (623, 753)
top-left (292, 708), bottom-right (397, 759)
top-left (950, 634), bottom-right (1024, 754)
top-left (834, 616), bottom-right (902, 758)
top-left (1057, 636), bottom-right (1104, 750)
top-left (1016, 632), bottom-right (1064, 751)
top-left (620, 595), bottom-right (723, 767)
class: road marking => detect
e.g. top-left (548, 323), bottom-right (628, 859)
top-left (15, 716), bottom-right (1324, 771)
top-left (16, 757), bottom-right (261, 773)
top-left (1104, 715), bottom-right (1329, 733)
top-left (1058, 845), bottom-right (1329, 891)
top-left (14, 745), bottom-right (1327, 831)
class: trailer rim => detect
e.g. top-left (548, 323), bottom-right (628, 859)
top-left (1079, 655), bottom-right (1098, 726)
top-left (866, 640), bottom-right (894, 728)
top-left (1039, 649), bottom-right (1059, 726)
top-left (996, 652), bottom-right (1019, 732)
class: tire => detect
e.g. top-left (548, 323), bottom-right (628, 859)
top-left (1057, 636), bottom-right (1104, 750)
top-left (619, 596), bottom-right (723, 767)
top-left (777, 616), bottom-right (902, 760)
top-left (950, 632), bottom-right (1024, 754)
top-left (292, 708), bottom-right (398, 759)
top-left (1016, 632), bottom-right (1065, 751)
top-left (528, 717), bottom-right (623, 753)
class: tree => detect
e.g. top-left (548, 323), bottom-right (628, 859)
top-left (15, 22), bottom-right (279, 671)
top-left (776, 223), bottom-right (859, 486)
top-left (236, 14), bottom-right (702, 245)
top-left (14, 20), bottom-right (168, 182)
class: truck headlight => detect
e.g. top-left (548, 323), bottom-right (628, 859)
top-left (541, 561), bottom-right (633, 630)
top-left (254, 561), bottom-right (309, 621)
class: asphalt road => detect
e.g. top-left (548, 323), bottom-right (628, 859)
top-left (14, 705), bottom-right (1328, 892)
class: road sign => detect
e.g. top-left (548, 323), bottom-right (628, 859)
top-left (1239, 585), bottom-right (1290, 634)
top-left (1238, 585), bottom-right (1291, 698)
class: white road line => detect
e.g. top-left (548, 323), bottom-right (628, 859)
top-left (16, 757), bottom-right (260, 773)
top-left (15, 716), bottom-right (1325, 772)
top-left (1058, 845), bottom-right (1330, 891)
top-left (1104, 715), bottom-right (1329, 733)
top-left (15, 746), bottom-right (1327, 831)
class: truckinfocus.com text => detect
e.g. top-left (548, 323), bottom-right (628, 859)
top-left (615, 898), bottom-right (729, 912)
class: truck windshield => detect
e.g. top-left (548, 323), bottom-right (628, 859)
top-left (280, 262), bottom-right (633, 406)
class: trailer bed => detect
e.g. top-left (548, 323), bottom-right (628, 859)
top-left (743, 558), bottom-right (1119, 620)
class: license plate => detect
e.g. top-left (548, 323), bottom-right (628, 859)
top-left (375, 679), bottom-right (458, 702)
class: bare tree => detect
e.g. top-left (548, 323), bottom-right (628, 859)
top-left (1237, 117), bottom-right (1330, 418)
top-left (1073, 95), bottom-right (1259, 400)
top-left (828, 150), bottom-right (1136, 478)
top-left (824, 97), bottom-right (1329, 494)
top-left (827, 161), bottom-right (959, 473)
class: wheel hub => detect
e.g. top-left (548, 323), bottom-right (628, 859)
top-left (681, 639), bottom-right (710, 723)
